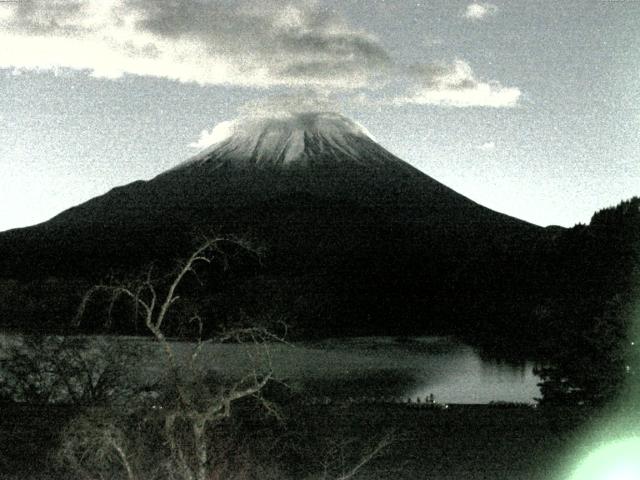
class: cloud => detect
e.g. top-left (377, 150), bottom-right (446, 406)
top-left (0, 0), bottom-right (390, 88)
top-left (236, 90), bottom-right (342, 117)
top-left (190, 120), bottom-right (236, 149)
top-left (7, 0), bottom-right (87, 34)
top-left (397, 60), bottom-right (521, 108)
top-left (189, 90), bottom-right (346, 148)
top-left (476, 141), bottom-right (496, 151)
top-left (464, 3), bottom-right (498, 20)
top-left (0, 1), bottom-right (521, 109)
top-left (186, 88), bottom-right (387, 150)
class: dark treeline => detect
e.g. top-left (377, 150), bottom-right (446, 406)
top-left (534, 197), bottom-right (640, 405)
top-left (467, 197), bottom-right (640, 405)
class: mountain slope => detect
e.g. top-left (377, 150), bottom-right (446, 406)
top-left (0, 112), bottom-right (548, 337)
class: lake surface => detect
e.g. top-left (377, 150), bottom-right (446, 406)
top-left (150, 336), bottom-right (540, 404)
top-left (288, 337), bottom-right (539, 404)
top-left (0, 334), bottom-right (540, 404)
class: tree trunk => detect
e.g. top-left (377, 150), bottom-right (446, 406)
top-left (193, 418), bottom-right (209, 480)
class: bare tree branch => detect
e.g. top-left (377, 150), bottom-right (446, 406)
top-left (334, 434), bottom-right (393, 480)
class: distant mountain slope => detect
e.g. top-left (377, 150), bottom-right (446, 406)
top-left (0, 112), bottom-right (550, 338)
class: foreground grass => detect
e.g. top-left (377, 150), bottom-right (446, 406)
top-left (0, 402), bottom-right (599, 479)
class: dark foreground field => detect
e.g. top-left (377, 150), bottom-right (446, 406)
top-left (0, 402), bottom-right (600, 480)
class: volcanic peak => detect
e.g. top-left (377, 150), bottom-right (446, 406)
top-left (177, 111), bottom-right (405, 170)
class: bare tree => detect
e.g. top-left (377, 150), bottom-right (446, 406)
top-left (57, 408), bottom-right (141, 480)
top-left (68, 236), bottom-right (286, 480)
top-left (63, 235), bottom-right (389, 480)
top-left (0, 335), bottom-right (141, 405)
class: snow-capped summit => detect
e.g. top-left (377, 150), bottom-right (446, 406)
top-left (178, 112), bottom-right (407, 170)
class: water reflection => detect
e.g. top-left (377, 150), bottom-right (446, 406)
top-left (283, 337), bottom-right (540, 404)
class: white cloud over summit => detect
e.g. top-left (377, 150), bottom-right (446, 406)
top-left (190, 92), bottom-right (344, 149)
top-left (190, 120), bottom-right (236, 150)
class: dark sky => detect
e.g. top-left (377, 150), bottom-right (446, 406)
top-left (1, 0), bottom-right (638, 230)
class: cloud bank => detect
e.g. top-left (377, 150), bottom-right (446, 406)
top-left (0, 0), bottom-right (520, 108)
top-left (0, 0), bottom-right (389, 88)
top-left (397, 60), bottom-right (520, 108)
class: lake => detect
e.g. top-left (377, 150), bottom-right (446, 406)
top-left (158, 335), bottom-right (541, 404)
top-left (0, 334), bottom-right (540, 404)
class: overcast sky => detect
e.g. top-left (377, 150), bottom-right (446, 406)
top-left (1, 0), bottom-right (639, 231)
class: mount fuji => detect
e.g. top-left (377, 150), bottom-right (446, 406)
top-left (0, 112), bottom-right (550, 337)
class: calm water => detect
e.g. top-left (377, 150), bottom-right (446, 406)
top-left (0, 334), bottom-right (540, 404)
top-left (167, 336), bottom-right (541, 404)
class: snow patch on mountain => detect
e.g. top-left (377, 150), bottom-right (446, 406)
top-left (180, 111), bottom-right (397, 170)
